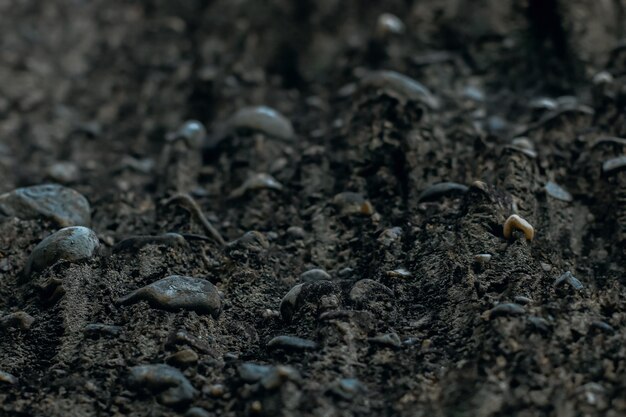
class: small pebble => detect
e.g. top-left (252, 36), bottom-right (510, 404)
top-left (417, 182), bottom-right (468, 203)
top-left (489, 303), bottom-right (525, 319)
top-left (128, 364), bottom-right (196, 406)
top-left (24, 226), bottom-right (100, 278)
top-left (228, 106), bottom-right (294, 140)
top-left (0, 311), bottom-right (35, 330)
top-left (554, 271), bottom-right (583, 291)
top-left (545, 181), bottom-right (573, 202)
top-left (368, 332), bottom-right (402, 348)
top-left (299, 268), bottom-right (331, 283)
top-left (0, 370), bottom-right (18, 385)
top-left (166, 349), bottom-right (199, 367)
top-left (116, 275), bottom-right (223, 318)
top-left (267, 335), bottom-right (318, 352)
top-left (0, 184), bottom-right (91, 227)
top-left (229, 173), bottom-right (283, 198)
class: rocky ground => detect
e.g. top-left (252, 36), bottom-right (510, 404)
top-left (1, 1), bottom-right (626, 416)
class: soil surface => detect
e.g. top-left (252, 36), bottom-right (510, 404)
top-left (1, 1), bottom-right (626, 416)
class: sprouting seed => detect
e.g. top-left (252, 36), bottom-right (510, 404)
top-left (544, 181), bottom-right (573, 202)
top-left (228, 106), bottom-right (294, 140)
top-left (229, 173), bottom-right (283, 198)
top-left (602, 156), bottom-right (626, 176)
top-left (503, 214), bottom-right (534, 241)
top-left (376, 13), bottom-right (405, 37)
top-left (360, 70), bottom-right (440, 110)
top-left (417, 182), bottom-right (468, 203)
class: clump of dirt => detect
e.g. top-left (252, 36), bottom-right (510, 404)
top-left (1, 1), bottom-right (626, 416)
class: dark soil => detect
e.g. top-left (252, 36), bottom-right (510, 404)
top-left (1, 1), bottom-right (626, 416)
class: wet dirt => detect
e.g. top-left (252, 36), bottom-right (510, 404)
top-left (1, 1), bottom-right (626, 416)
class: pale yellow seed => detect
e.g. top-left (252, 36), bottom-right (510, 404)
top-left (250, 401), bottom-right (263, 413)
top-left (503, 214), bottom-right (534, 241)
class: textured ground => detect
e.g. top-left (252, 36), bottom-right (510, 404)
top-left (1, 1), bottom-right (626, 416)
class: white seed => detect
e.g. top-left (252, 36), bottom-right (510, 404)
top-left (503, 214), bottom-right (534, 241)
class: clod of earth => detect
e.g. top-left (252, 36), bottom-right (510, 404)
top-left (116, 275), bottom-right (223, 318)
top-left (0, 184), bottom-right (91, 227)
top-left (127, 364), bottom-right (197, 406)
top-left (112, 233), bottom-right (186, 253)
top-left (503, 214), bottom-right (535, 241)
top-left (23, 226), bottom-right (100, 278)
